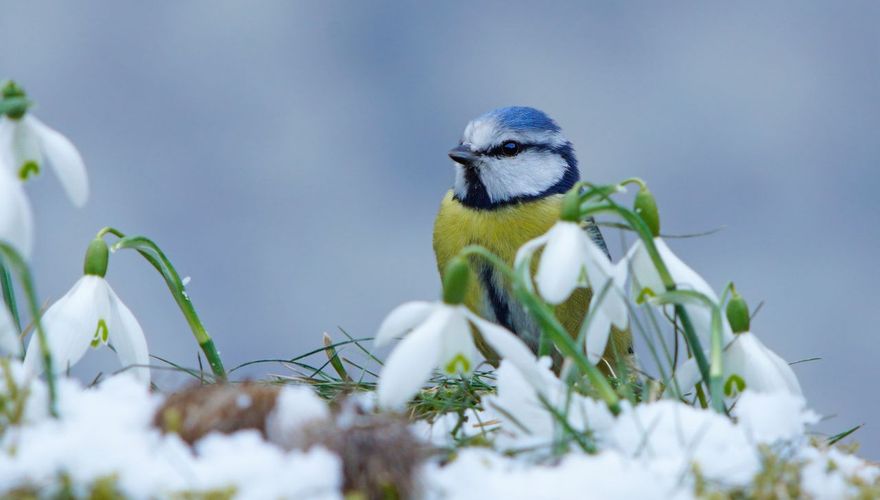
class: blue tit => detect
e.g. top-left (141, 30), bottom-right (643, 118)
top-left (433, 106), bottom-right (633, 372)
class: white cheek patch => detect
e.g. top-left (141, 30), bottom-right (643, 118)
top-left (478, 150), bottom-right (568, 202)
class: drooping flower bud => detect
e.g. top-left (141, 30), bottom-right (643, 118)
top-left (1, 81), bottom-right (31, 120)
top-left (442, 256), bottom-right (470, 305)
top-left (634, 185), bottom-right (660, 238)
top-left (726, 287), bottom-right (751, 334)
top-left (83, 238), bottom-right (109, 277)
top-left (560, 188), bottom-right (581, 222)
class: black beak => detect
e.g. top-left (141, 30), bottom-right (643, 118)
top-left (448, 145), bottom-right (479, 168)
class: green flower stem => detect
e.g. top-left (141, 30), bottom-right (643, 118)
top-left (709, 308), bottom-right (725, 413)
top-left (0, 263), bottom-right (22, 345)
top-left (619, 177), bottom-right (649, 190)
top-left (651, 289), bottom-right (726, 413)
top-left (458, 245), bottom-right (622, 416)
top-left (0, 243), bottom-right (57, 417)
top-left (580, 199), bottom-right (713, 400)
top-left (103, 228), bottom-right (227, 381)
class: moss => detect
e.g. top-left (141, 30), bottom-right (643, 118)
top-left (171, 487), bottom-right (237, 500)
top-left (694, 446), bottom-right (804, 500)
top-left (0, 358), bottom-right (31, 432)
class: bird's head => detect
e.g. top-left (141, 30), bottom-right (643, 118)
top-left (448, 106), bottom-right (579, 209)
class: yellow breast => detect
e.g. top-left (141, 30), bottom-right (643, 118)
top-left (433, 190), bottom-right (563, 269)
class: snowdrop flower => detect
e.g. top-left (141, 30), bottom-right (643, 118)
top-left (0, 167), bottom-right (34, 258)
top-left (623, 184), bottom-right (733, 346)
top-left (515, 217), bottom-right (629, 363)
top-left (674, 332), bottom-right (802, 398)
top-left (23, 238), bottom-right (150, 384)
top-left (0, 168), bottom-right (33, 356)
top-left (0, 81), bottom-right (89, 207)
top-left (485, 357), bottom-right (615, 452)
top-left (375, 258), bottom-right (539, 410)
top-left (625, 237), bottom-right (732, 343)
top-left (673, 290), bottom-right (801, 397)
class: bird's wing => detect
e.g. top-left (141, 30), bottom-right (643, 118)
top-left (582, 216), bottom-right (611, 260)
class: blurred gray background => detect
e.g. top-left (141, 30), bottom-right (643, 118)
top-left (2, 2), bottom-right (878, 456)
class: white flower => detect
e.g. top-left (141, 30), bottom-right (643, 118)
top-left (515, 220), bottom-right (629, 363)
top-left (23, 275), bottom-right (150, 385)
top-left (0, 114), bottom-right (89, 207)
top-left (0, 167), bottom-right (34, 258)
top-left (485, 357), bottom-right (615, 453)
top-left (625, 237), bottom-right (733, 346)
top-left (0, 168), bottom-right (33, 356)
top-left (374, 301), bottom-right (539, 410)
top-left (673, 331), bottom-right (802, 398)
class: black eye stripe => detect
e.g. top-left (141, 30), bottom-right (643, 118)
top-left (474, 142), bottom-right (567, 158)
top-left (485, 141), bottom-right (531, 157)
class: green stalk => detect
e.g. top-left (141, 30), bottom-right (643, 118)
top-left (650, 289), bottom-right (726, 413)
top-left (581, 200), bottom-right (712, 398)
top-left (0, 243), bottom-right (57, 416)
top-left (104, 229), bottom-right (227, 381)
top-left (459, 245), bottom-right (622, 415)
top-left (708, 307), bottom-right (725, 413)
top-left (0, 263), bottom-right (22, 346)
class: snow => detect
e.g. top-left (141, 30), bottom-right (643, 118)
top-left (0, 366), bottom-right (341, 499)
top-left (424, 448), bottom-right (689, 500)
top-left (0, 359), bottom-right (876, 499)
top-left (265, 385), bottom-right (330, 450)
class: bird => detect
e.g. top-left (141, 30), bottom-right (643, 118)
top-left (432, 106), bottom-right (633, 373)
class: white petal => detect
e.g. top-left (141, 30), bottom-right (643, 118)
top-left (438, 307), bottom-right (479, 375)
top-left (3, 117), bottom-right (42, 174)
top-left (0, 301), bottom-right (20, 356)
top-left (376, 307), bottom-right (449, 410)
top-left (584, 307), bottom-right (612, 364)
top-left (654, 238), bottom-right (718, 301)
top-left (23, 276), bottom-right (110, 377)
top-left (513, 232), bottom-right (550, 271)
top-left (0, 170), bottom-right (34, 258)
top-left (28, 116), bottom-right (89, 207)
top-left (667, 356), bottom-right (703, 396)
top-left (725, 333), bottom-right (802, 396)
top-left (536, 222), bottom-right (586, 304)
top-left (107, 284), bottom-right (151, 385)
top-left (764, 345), bottom-right (803, 396)
top-left (583, 241), bottom-right (629, 330)
top-left (629, 237), bottom-right (730, 346)
top-left (0, 119), bottom-right (15, 175)
top-left (374, 301), bottom-right (434, 348)
top-left (464, 309), bottom-right (540, 381)
top-left (624, 239), bottom-right (664, 295)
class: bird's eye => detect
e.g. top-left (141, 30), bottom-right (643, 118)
top-left (501, 141), bottom-right (521, 156)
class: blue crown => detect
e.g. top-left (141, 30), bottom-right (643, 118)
top-left (483, 106), bottom-right (561, 133)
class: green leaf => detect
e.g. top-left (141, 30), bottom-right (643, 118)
top-left (112, 235), bottom-right (226, 381)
